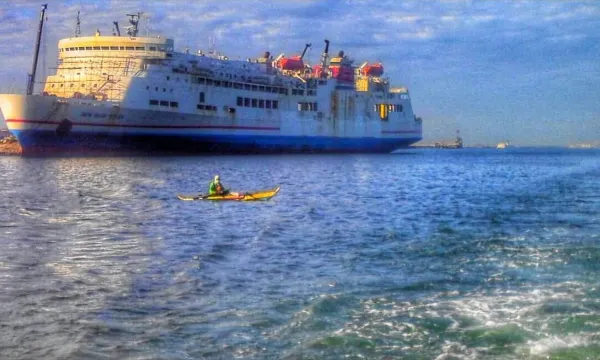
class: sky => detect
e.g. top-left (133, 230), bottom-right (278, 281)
top-left (0, 0), bottom-right (598, 146)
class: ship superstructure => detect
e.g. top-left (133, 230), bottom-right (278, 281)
top-left (0, 8), bottom-right (422, 154)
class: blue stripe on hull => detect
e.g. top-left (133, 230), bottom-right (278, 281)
top-left (12, 130), bottom-right (422, 155)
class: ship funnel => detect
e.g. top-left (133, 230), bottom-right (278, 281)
top-left (338, 50), bottom-right (344, 57)
top-left (319, 39), bottom-right (330, 77)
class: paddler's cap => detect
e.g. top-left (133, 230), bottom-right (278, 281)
top-left (214, 175), bottom-right (220, 182)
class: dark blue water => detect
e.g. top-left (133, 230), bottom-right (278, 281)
top-left (1, 148), bottom-right (599, 359)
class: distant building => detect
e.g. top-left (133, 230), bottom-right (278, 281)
top-left (568, 141), bottom-right (599, 149)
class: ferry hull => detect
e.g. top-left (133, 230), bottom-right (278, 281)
top-left (9, 129), bottom-right (419, 155)
top-left (1, 95), bottom-right (422, 155)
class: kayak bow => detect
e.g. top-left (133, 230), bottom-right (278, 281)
top-left (177, 186), bottom-right (280, 201)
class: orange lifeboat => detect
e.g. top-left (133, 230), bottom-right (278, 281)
top-left (312, 64), bottom-right (325, 78)
top-left (313, 65), bottom-right (355, 83)
top-left (331, 66), bottom-right (355, 83)
top-left (277, 55), bottom-right (305, 71)
top-left (362, 63), bottom-right (384, 77)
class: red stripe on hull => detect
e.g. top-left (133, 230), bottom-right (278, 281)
top-left (6, 119), bottom-right (280, 131)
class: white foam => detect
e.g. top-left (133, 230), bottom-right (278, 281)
top-left (343, 281), bottom-right (599, 358)
top-left (526, 333), bottom-right (597, 357)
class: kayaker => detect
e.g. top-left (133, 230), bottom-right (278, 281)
top-left (209, 175), bottom-right (229, 195)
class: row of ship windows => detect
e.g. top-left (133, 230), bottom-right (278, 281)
top-left (60, 46), bottom-right (172, 52)
top-left (298, 102), bottom-right (318, 112)
top-left (148, 86), bottom-right (174, 93)
top-left (197, 104), bottom-right (218, 111)
top-left (148, 98), bottom-right (282, 111)
top-left (149, 100), bottom-right (179, 108)
top-left (145, 100), bottom-right (398, 114)
top-left (81, 112), bottom-right (125, 119)
top-left (50, 83), bottom-right (98, 88)
top-left (147, 99), bottom-right (399, 113)
top-left (375, 104), bottom-right (404, 112)
top-left (193, 77), bottom-right (316, 96)
top-left (148, 99), bottom-right (217, 112)
top-left (150, 95), bottom-right (282, 111)
top-left (236, 97), bottom-right (279, 109)
top-left (294, 89), bottom-right (317, 96)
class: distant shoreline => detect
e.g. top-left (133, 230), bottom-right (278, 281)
top-left (0, 140), bottom-right (596, 156)
top-left (411, 144), bottom-right (599, 149)
top-left (0, 130), bottom-right (22, 155)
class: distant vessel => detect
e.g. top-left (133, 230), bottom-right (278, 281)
top-left (0, 6), bottom-right (422, 155)
top-left (434, 130), bottom-right (463, 149)
top-left (496, 141), bottom-right (510, 149)
top-left (568, 142), bottom-right (597, 149)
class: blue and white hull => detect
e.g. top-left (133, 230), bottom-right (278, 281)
top-left (0, 95), bottom-right (422, 155)
top-left (11, 130), bottom-right (421, 154)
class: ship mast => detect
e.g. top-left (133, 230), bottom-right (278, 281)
top-left (26, 3), bottom-right (47, 96)
top-left (75, 11), bottom-right (81, 37)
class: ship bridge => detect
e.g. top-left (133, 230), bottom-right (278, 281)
top-left (58, 35), bottom-right (174, 60)
top-left (44, 35), bottom-right (175, 101)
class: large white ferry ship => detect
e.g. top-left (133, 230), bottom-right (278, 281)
top-left (0, 7), bottom-right (422, 155)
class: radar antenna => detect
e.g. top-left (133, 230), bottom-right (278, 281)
top-left (75, 11), bottom-right (81, 37)
top-left (125, 12), bottom-right (141, 37)
top-left (208, 36), bottom-right (216, 56)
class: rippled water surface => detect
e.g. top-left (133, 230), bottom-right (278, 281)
top-left (1, 148), bottom-right (599, 359)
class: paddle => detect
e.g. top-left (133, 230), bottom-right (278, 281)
top-left (241, 192), bottom-right (255, 200)
top-left (193, 190), bottom-right (242, 200)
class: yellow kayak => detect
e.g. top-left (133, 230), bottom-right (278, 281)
top-left (177, 186), bottom-right (280, 201)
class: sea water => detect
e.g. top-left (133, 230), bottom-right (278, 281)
top-left (0, 148), bottom-right (599, 359)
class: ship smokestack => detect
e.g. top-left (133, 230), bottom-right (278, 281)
top-left (27, 3), bottom-right (47, 95)
top-left (320, 39), bottom-right (330, 78)
top-left (263, 51), bottom-right (272, 73)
